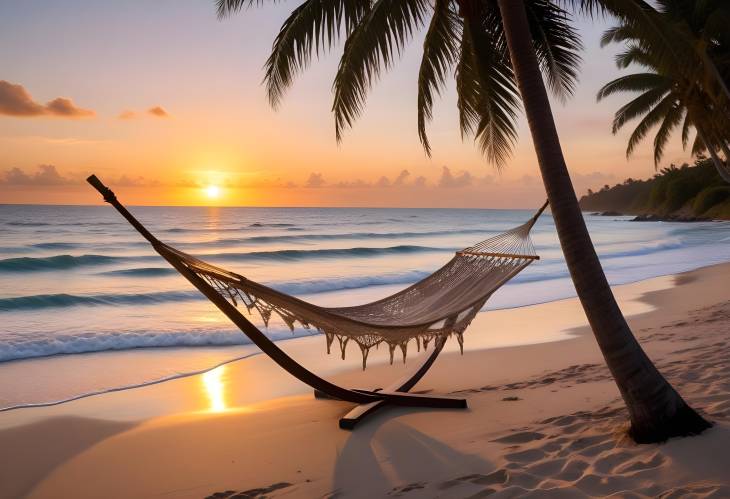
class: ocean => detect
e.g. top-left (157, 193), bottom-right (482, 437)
top-left (1, 204), bottom-right (730, 410)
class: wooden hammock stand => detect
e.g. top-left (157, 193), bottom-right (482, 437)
top-left (87, 175), bottom-right (467, 429)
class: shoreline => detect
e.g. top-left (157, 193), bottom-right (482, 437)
top-left (0, 270), bottom-right (672, 415)
top-left (1, 262), bottom-right (728, 497)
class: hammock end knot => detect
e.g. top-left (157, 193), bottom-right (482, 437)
top-left (86, 174), bottom-right (117, 204)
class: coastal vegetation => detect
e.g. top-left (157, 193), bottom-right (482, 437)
top-left (217, 0), bottom-right (713, 442)
top-left (580, 159), bottom-right (730, 220)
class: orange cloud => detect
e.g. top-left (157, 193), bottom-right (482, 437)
top-left (438, 166), bottom-right (474, 188)
top-left (147, 106), bottom-right (169, 118)
top-left (117, 110), bottom-right (136, 120)
top-left (0, 80), bottom-right (94, 118)
top-left (0, 165), bottom-right (75, 185)
top-left (305, 172), bottom-right (325, 188)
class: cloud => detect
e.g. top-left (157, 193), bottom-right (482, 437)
top-left (0, 166), bottom-right (167, 189)
top-left (0, 165), bottom-right (75, 185)
top-left (393, 169), bottom-right (410, 186)
top-left (147, 106), bottom-right (169, 118)
top-left (118, 106), bottom-right (170, 120)
top-left (305, 172), bottom-right (326, 188)
top-left (0, 80), bottom-right (95, 118)
top-left (45, 98), bottom-right (94, 118)
top-left (438, 166), bottom-right (474, 188)
top-left (114, 175), bottom-right (158, 187)
top-left (302, 167), bottom-right (485, 190)
top-left (375, 176), bottom-right (391, 187)
top-left (334, 179), bottom-right (370, 188)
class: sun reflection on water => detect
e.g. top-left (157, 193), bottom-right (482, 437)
top-left (202, 366), bottom-right (227, 412)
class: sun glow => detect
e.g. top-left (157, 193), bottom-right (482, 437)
top-left (204, 185), bottom-right (221, 199)
top-left (202, 366), bottom-right (227, 412)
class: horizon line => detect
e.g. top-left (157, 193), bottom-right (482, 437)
top-left (0, 202), bottom-right (548, 210)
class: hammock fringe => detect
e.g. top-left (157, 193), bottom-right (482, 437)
top-left (91, 178), bottom-right (547, 368)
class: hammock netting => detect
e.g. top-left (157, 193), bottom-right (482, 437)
top-left (158, 204), bottom-right (546, 369)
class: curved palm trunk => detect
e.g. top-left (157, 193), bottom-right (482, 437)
top-left (703, 54), bottom-right (730, 104)
top-left (496, 0), bottom-right (711, 443)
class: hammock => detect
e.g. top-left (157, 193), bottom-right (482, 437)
top-left (160, 206), bottom-right (545, 369)
top-left (87, 175), bottom-right (547, 428)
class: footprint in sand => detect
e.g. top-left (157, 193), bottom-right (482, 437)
top-left (592, 449), bottom-right (634, 474)
top-left (438, 469), bottom-right (510, 490)
top-left (388, 482), bottom-right (426, 496)
top-left (491, 431), bottom-right (545, 444)
top-left (205, 482), bottom-right (293, 499)
top-left (617, 452), bottom-right (667, 474)
top-left (504, 448), bottom-right (547, 463)
top-left (658, 483), bottom-right (730, 498)
top-left (556, 457), bottom-right (590, 481)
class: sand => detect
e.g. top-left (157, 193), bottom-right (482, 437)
top-left (0, 263), bottom-right (728, 498)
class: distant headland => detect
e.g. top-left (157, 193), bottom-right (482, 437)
top-left (579, 159), bottom-right (730, 221)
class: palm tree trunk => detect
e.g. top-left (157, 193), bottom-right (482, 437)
top-left (697, 128), bottom-right (730, 183)
top-left (496, 0), bottom-right (711, 443)
top-left (702, 52), bottom-right (730, 104)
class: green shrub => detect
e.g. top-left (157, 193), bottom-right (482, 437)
top-left (713, 200), bottom-right (730, 219)
top-left (649, 181), bottom-right (668, 208)
top-left (694, 187), bottom-right (730, 215)
top-left (664, 178), bottom-right (702, 212)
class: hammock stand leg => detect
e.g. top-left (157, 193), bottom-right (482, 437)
top-left (86, 175), bottom-right (467, 430)
top-left (336, 337), bottom-right (465, 429)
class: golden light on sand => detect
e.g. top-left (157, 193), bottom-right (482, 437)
top-left (202, 366), bottom-right (227, 412)
top-left (204, 185), bottom-right (221, 199)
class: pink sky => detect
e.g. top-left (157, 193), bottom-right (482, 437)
top-left (0, 1), bottom-right (692, 207)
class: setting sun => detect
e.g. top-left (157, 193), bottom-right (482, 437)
top-left (204, 185), bottom-right (221, 199)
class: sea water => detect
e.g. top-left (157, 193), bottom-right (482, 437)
top-left (1, 205), bottom-right (729, 409)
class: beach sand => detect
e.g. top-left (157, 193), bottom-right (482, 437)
top-left (1, 263), bottom-right (728, 498)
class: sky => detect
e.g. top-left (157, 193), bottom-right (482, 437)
top-left (0, 0), bottom-right (693, 207)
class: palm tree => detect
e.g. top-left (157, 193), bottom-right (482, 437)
top-left (605, 0), bottom-right (730, 106)
top-left (597, 41), bottom-right (730, 183)
top-left (216, 0), bottom-right (711, 442)
top-left (660, 0), bottom-right (730, 105)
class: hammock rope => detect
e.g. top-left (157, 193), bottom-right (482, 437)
top-left (155, 200), bottom-right (548, 369)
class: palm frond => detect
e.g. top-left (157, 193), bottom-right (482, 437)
top-left (681, 109), bottom-right (692, 149)
top-left (525, 0), bottom-right (582, 101)
top-left (264, 0), bottom-right (369, 108)
top-left (692, 128), bottom-right (707, 156)
top-left (417, 0), bottom-right (460, 156)
top-left (332, 0), bottom-right (429, 142)
top-left (456, 7), bottom-right (519, 167)
top-left (615, 44), bottom-right (656, 70)
top-left (625, 92), bottom-right (676, 157)
top-left (557, 0), bottom-right (654, 19)
top-left (596, 73), bottom-right (669, 101)
top-left (216, 0), bottom-right (274, 19)
top-left (652, 103), bottom-right (683, 165)
top-left (611, 86), bottom-right (672, 133)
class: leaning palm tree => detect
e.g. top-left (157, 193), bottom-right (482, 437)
top-left (216, 0), bottom-right (711, 442)
top-left (597, 42), bottom-right (730, 183)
